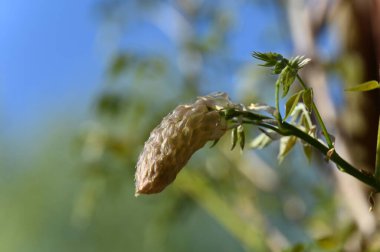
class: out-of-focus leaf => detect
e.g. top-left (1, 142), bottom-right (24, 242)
top-left (280, 66), bottom-right (297, 97)
top-left (282, 243), bottom-right (306, 252)
top-left (278, 136), bottom-right (297, 163)
top-left (315, 235), bottom-right (341, 250)
top-left (237, 125), bottom-right (245, 150)
top-left (250, 133), bottom-right (273, 149)
top-left (231, 127), bottom-right (238, 150)
top-left (285, 90), bottom-right (303, 120)
top-left (302, 88), bottom-right (313, 112)
top-left (345, 80), bottom-right (380, 92)
top-left (109, 55), bottom-right (131, 77)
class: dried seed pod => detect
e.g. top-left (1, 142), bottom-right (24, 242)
top-left (135, 93), bottom-right (230, 195)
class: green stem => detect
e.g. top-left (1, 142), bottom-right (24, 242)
top-left (275, 79), bottom-right (283, 125)
top-left (234, 109), bottom-right (380, 191)
top-left (282, 122), bottom-right (380, 191)
top-left (296, 74), bottom-right (334, 148)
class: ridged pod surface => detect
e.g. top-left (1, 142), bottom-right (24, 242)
top-left (135, 93), bottom-right (230, 195)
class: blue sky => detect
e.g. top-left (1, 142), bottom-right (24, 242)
top-left (0, 0), bottom-right (103, 143)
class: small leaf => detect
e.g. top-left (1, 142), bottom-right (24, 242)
top-left (237, 125), bottom-right (245, 150)
top-left (345, 80), bottom-right (380, 92)
top-left (285, 90), bottom-right (303, 120)
top-left (251, 51), bottom-right (283, 67)
top-left (278, 136), bottom-right (297, 163)
top-left (250, 133), bottom-right (273, 149)
top-left (210, 138), bottom-right (220, 148)
top-left (231, 127), bottom-right (238, 150)
top-left (302, 88), bottom-right (313, 112)
top-left (280, 66), bottom-right (297, 97)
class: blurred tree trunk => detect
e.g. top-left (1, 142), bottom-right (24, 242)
top-left (339, 0), bottom-right (380, 172)
top-left (286, 0), bottom-right (380, 246)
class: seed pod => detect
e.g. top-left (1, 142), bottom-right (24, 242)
top-left (135, 94), bottom-right (229, 195)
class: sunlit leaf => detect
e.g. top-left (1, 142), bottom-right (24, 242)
top-left (345, 80), bottom-right (380, 92)
top-left (278, 136), bottom-right (297, 163)
top-left (250, 133), bottom-right (273, 149)
top-left (285, 90), bottom-right (303, 120)
top-left (302, 88), bottom-right (313, 112)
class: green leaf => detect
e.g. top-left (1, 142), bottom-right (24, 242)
top-left (280, 66), bottom-right (297, 97)
top-left (302, 88), bottom-right (313, 112)
top-left (315, 235), bottom-right (340, 250)
top-left (282, 243), bottom-right (306, 252)
top-left (251, 51), bottom-right (283, 67)
top-left (237, 125), bottom-right (245, 150)
top-left (278, 136), bottom-right (297, 163)
top-left (375, 117), bottom-right (380, 180)
top-left (231, 127), bottom-right (238, 150)
top-left (210, 138), bottom-right (220, 148)
top-left (285, 90), bottom-right (304, 120)
top-left (345, 80), bottom-right (380, 92)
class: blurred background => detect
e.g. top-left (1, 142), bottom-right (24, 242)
top-left (1, 0), bottom-right (379, 251)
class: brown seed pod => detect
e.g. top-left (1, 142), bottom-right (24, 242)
top-left (135, 93), bottom-right (230, 195)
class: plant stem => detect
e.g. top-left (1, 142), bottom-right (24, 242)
top-left (283, 122), bottom-right (380, 191)
top-left (275, 79), bottom-right (283, 125)
top-left (296, 74), bottom-right (334, 148)
top-left (237, 108), bottom-right (380, 191)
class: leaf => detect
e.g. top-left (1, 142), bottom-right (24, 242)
top-left (251, 51), bottom-right (283, 67)
top-left (250, 133), bottom-right (273, 149)
top-left (278, 136), bottom-right (297, 163)
top-left (315, 235), bottom-right (340, 250)
top-left (302, 88), bottom-right (313, 112)
top-left (210, 138), bottom-right (220, 148)
top-left (289, 55), bottom-right (311, 69)
top-left (109, 55), bottom-right (130, 77)
top-left (345, 80), bottom-right (380, 92)
top-left (230, 127), bottom-right (238, 150)
top-left (280, 66), bottom-right (297, 97)
top-left (237, 125), bottom-right (245, 150)
top-left (285, 90), bottom-right (303, 120)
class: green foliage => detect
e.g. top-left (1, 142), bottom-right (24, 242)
top-left (344, 80), bottom-right (380, 92)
